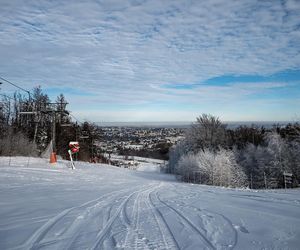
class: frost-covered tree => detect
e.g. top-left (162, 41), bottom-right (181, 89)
top-left (285, 141), bottom-right (300, 186)
top-left (176, 153), bottom-right (203, 181)
top-left (263, 132), bottom-right (286, 187)
top-left (205, 149), bottom-right (247, 187)
top-left (237, 131), bottom-right (299, 188)
top-left (265, 132), bottom-right (284, 170)
top-left (168, 140), bottom-right (192, 174)
top-left (169, 114), bottom-right (300, 189)
top-left (238, 144), bottom-right (263, 188)
top-left (177, 149), bottom-right (247, 187)
top-left (0, 96), bottom-right (11, 126)
top-left (169, 114), bottom-right (247, 187)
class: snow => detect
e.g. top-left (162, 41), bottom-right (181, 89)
top-left (108, 154), bottom-right (165, 172)
top-left (0, 157), bottom-right (300, 250)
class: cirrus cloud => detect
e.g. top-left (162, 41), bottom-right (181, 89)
top-left (0, 0), bottom-right (299, 121)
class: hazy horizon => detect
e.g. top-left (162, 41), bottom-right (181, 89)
top-left (95, 120), bottom-right (294, 128)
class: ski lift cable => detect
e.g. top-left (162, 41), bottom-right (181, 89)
top-left (0, 76), bottom-right (33, 99)
top-left (70, 113), bottom-right (83, 125)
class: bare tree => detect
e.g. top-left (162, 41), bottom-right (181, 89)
top-left (0, 129), bottom-right (37, 156)
top-left (187, 114), bottom-right (227, 151)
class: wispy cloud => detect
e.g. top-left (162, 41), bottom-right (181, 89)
top-left (0, 0), bottom-right (299, 121)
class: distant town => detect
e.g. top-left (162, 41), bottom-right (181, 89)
top-left (95, 126), bottom-right (185, 161)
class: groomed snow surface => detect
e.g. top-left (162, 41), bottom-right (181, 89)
top-left (0, 157), bottom-right (299, 250)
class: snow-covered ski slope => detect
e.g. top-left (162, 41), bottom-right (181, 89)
top-left (0, 157), bottom-right (299, 250)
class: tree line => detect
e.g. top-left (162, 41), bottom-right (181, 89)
top-left (0, 86), bottom-right (99, 161)
top-left (168, 114), bottom-right (300, 189)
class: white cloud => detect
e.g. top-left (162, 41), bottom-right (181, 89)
top-left (0, 0), bottom-right (299, 121)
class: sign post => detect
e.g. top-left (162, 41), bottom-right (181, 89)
top-left (68, 141), bottom-right (80, 169)
top-left (283, 172), bottom-right (293, 189)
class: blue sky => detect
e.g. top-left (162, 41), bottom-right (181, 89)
top-left (0, 0), bottom-right (300, 122)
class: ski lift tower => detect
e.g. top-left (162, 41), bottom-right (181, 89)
top-left (40, 102), bottom-right (69, 163)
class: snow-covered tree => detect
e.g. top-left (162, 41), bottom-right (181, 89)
top-left (176, 149), bottom-right (247, 187)
top-left (265, 132), bottom-right (285, 170)
top-left (169, 114), bottom-right (300, 188)
top-left (168, 140), bottom-right (191, 174)
top-left (285, 141), bottom-right (300, 186)
top-left (176, 153), bottom-right (202, 181)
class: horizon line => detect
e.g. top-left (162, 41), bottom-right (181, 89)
top-left (95, 120), bottom-right (294, 123)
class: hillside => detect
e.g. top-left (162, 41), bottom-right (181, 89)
top-left (0, 157), bottom-right (299, 249)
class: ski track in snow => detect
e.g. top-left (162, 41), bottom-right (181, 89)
top-left (1, 157), bottom-right (300, 250)
top-left (155, 190), bottom-right (216, 249)
top-left (14, 186), bottom-right (142, 250)
top-left (122, 185), bottom-right (179, 250)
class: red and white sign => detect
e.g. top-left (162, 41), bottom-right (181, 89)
top-left (69, 141), bottom-right (80, 153)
